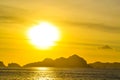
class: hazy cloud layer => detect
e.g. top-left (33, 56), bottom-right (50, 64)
top-left (0, 5), bottom-right (29, 24)
top-left (57, 41), bottom-right (101, 47)
top-left (58, 20), bottom-right (120, 33)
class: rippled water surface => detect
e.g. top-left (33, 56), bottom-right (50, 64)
top-left (0, 68), bottom-right (120, 80)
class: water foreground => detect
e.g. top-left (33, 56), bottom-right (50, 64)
top-left (0, 68), bottom-right (120, 80)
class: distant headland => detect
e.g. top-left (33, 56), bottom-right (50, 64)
top-left (0, 54), bottom-right (120, 69)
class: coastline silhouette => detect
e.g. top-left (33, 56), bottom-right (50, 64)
top-left (0, 54), bottom-right (120, 69)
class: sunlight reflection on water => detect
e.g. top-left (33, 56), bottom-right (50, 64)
top-left (0, 67), bottom-right (120, 80)
top-left (36, 67), bottom-right (49, 71)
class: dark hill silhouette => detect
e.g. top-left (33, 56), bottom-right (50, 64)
top-left (67, 55), bottom-right (88, 67)
top-left (23, 54), bottom-right (90, 68)
top-left (8, 63), bottom-right (21, 68)
top-left (54, 57), bottom-right (67, 67)
top-left (0, 54), bottom-right (120, 69)
top-left (42, 58), bottom-right (55, 67)
top-left (89, 62), bottom-right (120, 69)
top-left (0, 61), bottom-right (6, 67)
top-left (54, 55), bottom-right (89, 67)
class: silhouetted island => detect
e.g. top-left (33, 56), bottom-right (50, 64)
top-left (0, 54), bottom-right (120, 69)
top-left (23, 54), bottom-right (90, 68)
top-left (89, 62), bottom-right (120, 69)
top-left (8, 63), bottom-right (21, 68)
top-left (0, 61), bottom-right (6, 68)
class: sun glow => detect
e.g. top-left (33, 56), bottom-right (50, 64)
top-left (27, 22), bottom-right (60, 49)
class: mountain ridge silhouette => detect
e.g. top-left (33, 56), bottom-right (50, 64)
top-left (0, 54), bottom-right (120, 69)
top-left (23, 54), bottom-right (89, 68)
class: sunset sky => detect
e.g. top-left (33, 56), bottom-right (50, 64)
top-left (0, 0), bottom-right (120, 66)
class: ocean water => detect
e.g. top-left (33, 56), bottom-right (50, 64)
top-left (0, 68), bottom-right (120, 80)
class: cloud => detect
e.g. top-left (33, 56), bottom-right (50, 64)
top-left (0, 16), bottom-right (24, 23)
top-left (57, 41), bottom-right (101, 46)
top-left (0, 5), bottom-right (28, 24)
top-left (99, 45), bottom-right (113, 50)
top-left (57, 20), bottom-right (120, 33)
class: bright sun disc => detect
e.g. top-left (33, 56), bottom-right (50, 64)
top-left (27, 22), bottom-right (60, 49)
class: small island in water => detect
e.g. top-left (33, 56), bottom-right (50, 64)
top-left (0, 54), bottom-right (120, 69)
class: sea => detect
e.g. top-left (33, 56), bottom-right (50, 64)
top-left (0, 67), bottom-right (120, 80)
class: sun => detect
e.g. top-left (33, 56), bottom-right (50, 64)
top-left (27, 22), bottom-right (60, 49)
